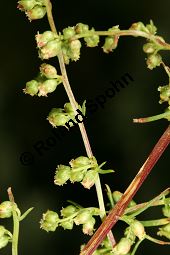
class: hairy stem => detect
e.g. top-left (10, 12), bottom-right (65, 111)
top-left (81, 125), bottom-right (170, 255)
top-left (45, 0), bottom-right (115, 247)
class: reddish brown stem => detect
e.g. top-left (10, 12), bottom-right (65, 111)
top-left (80, 125), bottom-right (170, 255)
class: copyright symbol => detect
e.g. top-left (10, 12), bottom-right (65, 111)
top-left (20, 152), bottom-right (34, 166)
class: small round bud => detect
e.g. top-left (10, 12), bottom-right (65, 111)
top-left (70, 171), bottom-right (84, 183)
top-left (64, 103), bottom-right (74, 114)
top-left (114, 238), bottom-right (132, 255)
top-left (47, 108), bottom-right (69, 127)
top-left (61, 205), bottom-right (77, 217)
top-left (39, 39), bottom-right (62, 59)
top-left (0, 201), bottom-right (13, 218)
top-left (38, 79), bottom-right (59, 96)
top-left (26, 6), bottom-right (46, 20)
top-left (0, 235), bottom-right (9, 249)
top-left (146, 53), bottom-right (162, 70)
top-left (162, 205), bottom-right (170, 217)
top-left (82, 217), bottom-right (95, 235)
top-left (143, 42), bottom-right (156, 54)
top-left (112, 191), bottom-right (123, 203)
top-left (62, 44), bottom-right (70, 64)
top-left (102, 36), bottom-right (118, 53)
top-left (129, 22), bottom-right (147, 32)
top-left (18, 0), bottom-right (36, 11)
top-left (131, 220), bottom-right (145, 240)
top-left (23, 80), bottom-right (39, 96)
top-left (70, 156), bottom-right (91, 168)
top-left (63, 27), bottom-right (76, 40)
top-left (146, 21), bottom-right (157, 35)
top-left (158, 85), bottom-right (170, 103)
top-left (40, 210), bottom-right (59, 232)
top-left (54, 165), bottom-right (71, 186)
top-left (60, 219), bottom-right (74, 230)
top-left (75, 23), bottom-right (89, 34)
top-left (81, 169), bottom-right (98, 189)
top-left (74, 210), bottom-right (92, 225)
top-left (84, 29), bottom-right (99, 47)
top-left (68, 39), bottom-right (81, 61)
top-left (40, 63), bottom-right (58, 78)
top-left (157, 223), bottom-right (170, 240)
top-left (36, 31), bottom-right (57, 48)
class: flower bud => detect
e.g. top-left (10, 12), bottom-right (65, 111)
top-left (47, 108), bottom-right (69, 127)
top-left (129, 22), bottom-right (148, 32)
top-left (162, 205), bottom-right (170, 217)
top-left (26, 6), bottom-right (46, 21)
top-left (158, 85), bottom-right (170, 103)
top-left (36, 31), bottom-right (57, 48)
top-left (81, 169), bottom-right (98, 189)
top-left (70, 156), bottom-right (91, 168)
top-left (82, 216), bottom-right (95, 235)
top-left (62, 44), bottom-right (70, 64)
top-left (40, 210), bottom-right (59, 232)
top-left (70, 171), bottom-right (84, 183)
top-left (143, 42), bottom-right (156, 54)
top-left (60, 219), bottom-right (74, 230)
top-left (146, 53), bottom-right (162, 70)
top-left (131, 220), bottom-right (145, 240)
top-left (39, 39), bottom-right (62, 59)
top-left (75, 23), bottom-right (89, 34)
top-left (112, 191), bottom-right (122, 203)
top-left (23, 80), bottom-right (39, 96)
top-left (68, 39), bottom-right (81, 61)
top-left (64, 103), bottom-right (74, 114)
top-left (61, 205), bottom-right (77, 217)
top-left (114, 238), bottom-right (132, 255)
top-left (40, 63), bottom-right (58, 78)
top-left (38, 79), bottom-right (59, 96)
top-left (0, 235), bottom-right (9, 249)
top-left (84, 29), bottom-right (99, 47)
top-left (74, 210), bottom-right (92, 225)
top-left (102, 36), bottom-right (118, 53)
top-left (146, 20), bottom-right (157, 35)
top-left (0, 201), bottom-right (13, 218)
top-left (63, 27), bottom-right (76, 40)
top-left (157, 223), bottom-right (170, 240)
top-left (18, 0), bottom-right (36, 11)
top-left (54, 165), bottom-right (71, 186)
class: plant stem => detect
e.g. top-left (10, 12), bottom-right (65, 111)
top-left (80, 125), bottom-right (170, 255)
top-left (133, 111), bottom-right (170, 123)
top-left (7, 188), bottom-right (19, 255)
top-left (141, 218), bottom-right (170, 227)
top-left (44, 0), bottom-right (116, 247)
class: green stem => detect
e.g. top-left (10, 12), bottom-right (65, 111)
top-left (133, 111), bottom-right (170, 123)
top-left (45, 0), bottom-right (116, 247)
top-left (141, 218), bottom-right (170, 227)
top-left (131, 238), bottom-right (144, 255)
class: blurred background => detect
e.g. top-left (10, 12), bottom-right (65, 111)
top-left (0, 0), bottom-right (170, 254)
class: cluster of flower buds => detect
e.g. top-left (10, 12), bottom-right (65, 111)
top-left (129, 20), bottom-right (157, 35)
top-left (54, 156), bottom-right (99, 189)
top-left (157, 223), bottom-right (170, 240)
top-left (0, 226), bottom-right (11, 249)
top-left (0, 201), bottom-right (13, 218)
top-left (18, 0), bottom-right (46, 21)
top-left (102, 26), bottom-right (120, 53)
top-left (23, 63), bottom-right (62, 96)
top-left (40, 205), bottom-right (100, 235)
top-left (158, 84), bottom-right (170, 106)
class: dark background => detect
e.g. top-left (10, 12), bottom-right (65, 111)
top-left (0, 0), bottom-right (170, 254)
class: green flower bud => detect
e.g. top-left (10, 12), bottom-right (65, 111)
top-left (102, 36), bottom-right (118, 53)
top-left (70, 171), bottom-right (84, 183)
top-left (74, 210), bottom-right (92, 225)
top-left (26, 5), bottom-right (46, 20)
top-left (47, 108), bottom-right (69, 127)
top-left (38, 79), bottom-right (59, 96)
top-left (158, 85), bottom-right (170, 103)
top-left (23, 80), bottom-right (39, 96)
top-left (64, 103), bottom-right (74, 114)
top-left (61, 205), bottom-right (77, 217)
top-left (63, 27), bottom-right (76, 40)
top-left (82, 216), bottom-right (95, 235)
top-left (70, 156), bottom-right (91, 168)
top-left (39, 39), bottom-right (62, 59)
top-left (81, 169), bottom-right (98, 189)
top-left (0, 235), bottom-right (9, 249)
top-left (114, 238), bottom-right (132, 255)
top-left (157, 223), bottom-right (170, 240)
top-left (146, 20), bottom-right (157, 35)
top-left (112, 191), bottom-right (136, 207)
top-left (162, 204), bottom-right (170, 217)
top-left (131, 220), bottom-right (145, 240)
top-left (0, 201), bottom-right (13, 218)
top-left (68, 39), bottom-right (81, 61)
top-left (84, 29), bottom-right (99, 47)
top-left (54, 165), bottom-right (71, 186)
top-left (40, 63), bottom-right (58, 78)
top-left (75, 23), bottom-right (89, 34)
top-left (143, 42), bottom-right (156, 54)
top-left (36, 31), bottom-right (57, 48)
top-left (146, 53), bottom-right (162, 70)
top-left (40, 210), bottom-right (59, 232)
top-left (18, 0), bottom-right (36, 11)
top-left (62, 44), bottom-right (70, 64)
top-left (124, 226), bottom-right (136, 243)
top-left (60, 219), bottom-right (74, 230)
top-left (129, 22), bottom-right (148, 32)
